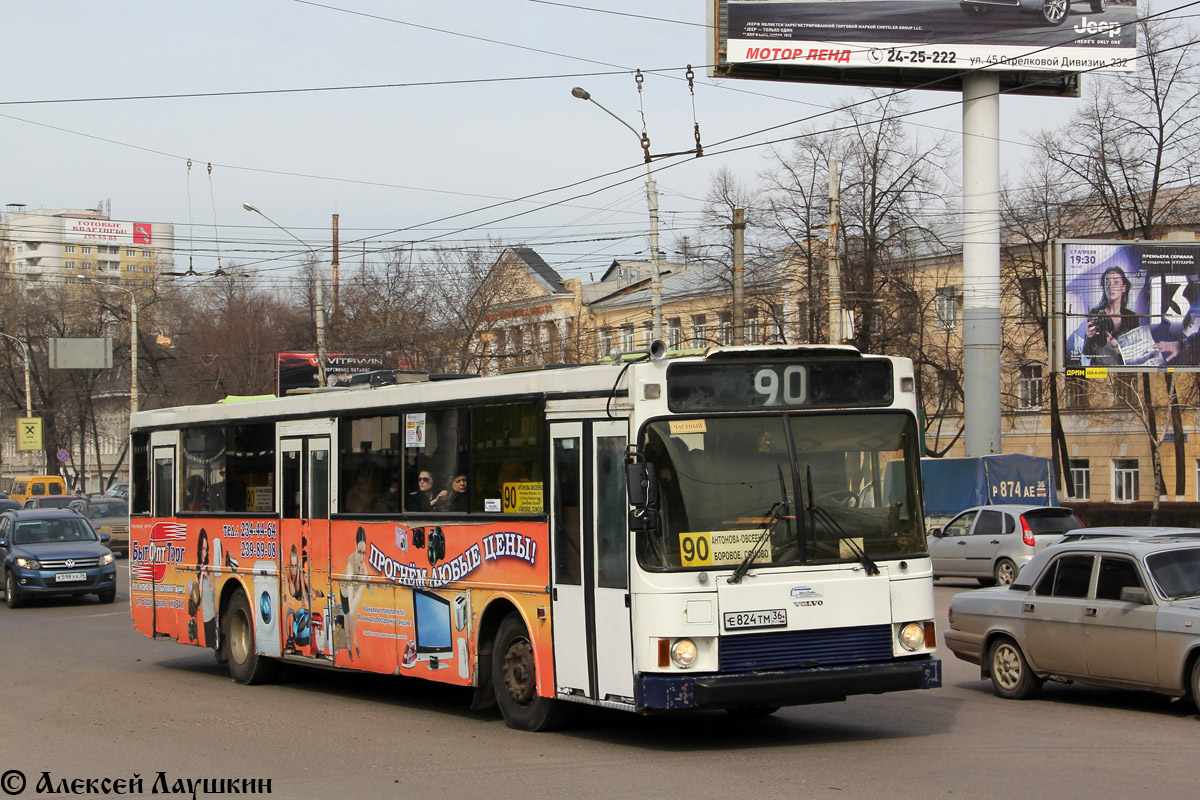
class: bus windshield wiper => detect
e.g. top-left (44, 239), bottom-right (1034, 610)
top-left (727, 501), bottom-right (783, 585)
top-left (806, 465), bottom-right (879, 576)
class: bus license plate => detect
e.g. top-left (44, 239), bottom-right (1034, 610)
top-left (723, 608), bottom-right (787, 630)
top-left (55, 572), bottom-right (87, 583)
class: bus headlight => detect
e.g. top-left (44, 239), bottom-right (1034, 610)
top-left (898, 622), bottom-right (926, 651)
top-left (670, 638), bottom-right (698, 668)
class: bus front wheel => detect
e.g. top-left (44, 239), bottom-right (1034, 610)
top-left (222, 591), bottom-right (280, 685)
top-left (492, 612), bottom-right (567, 731)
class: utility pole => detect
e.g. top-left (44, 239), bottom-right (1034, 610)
top-left (731, 208), bottom-right (745, 345)
top-left (827, 158), bottom-right (843, 344)
top-left (332, 214), bottom-right (340, 319)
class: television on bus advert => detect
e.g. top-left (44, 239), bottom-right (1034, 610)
top-left (708, 0), bottom-right (1136, 96)
top-left (276, 352), bottom-right (412, 395)
top-left (1058, 241), bottom-right (1200, 373)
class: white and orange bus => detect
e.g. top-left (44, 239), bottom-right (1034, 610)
top-left (128, 343), bottom-right (940, 730)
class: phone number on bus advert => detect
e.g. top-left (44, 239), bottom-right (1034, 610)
top-left (883, 48), bottom-right (957, 64)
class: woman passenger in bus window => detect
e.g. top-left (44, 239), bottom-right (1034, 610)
top-left (432, 472), bottom-right (469, 512)
top-left (184, 474), bottom-right (209, 511)
top-left (406, 470), bottom-right (438, 512)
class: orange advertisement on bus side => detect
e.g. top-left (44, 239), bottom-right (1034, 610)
top-left (131, 517), bottom-right (553, 695)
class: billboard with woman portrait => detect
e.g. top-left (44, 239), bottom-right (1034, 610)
top-left (1058, 241), bottom-right (1200, 371)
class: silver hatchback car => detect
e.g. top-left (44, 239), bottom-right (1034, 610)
top-left (945, 536), bottom-right (1200, 710)
top-left (929, 505), bottom-right (1084, 586)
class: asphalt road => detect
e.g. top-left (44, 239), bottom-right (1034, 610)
top-left (2, 568), bottom-right (1198, 799)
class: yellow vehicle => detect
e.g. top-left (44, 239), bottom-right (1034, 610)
top-left (8, 474), bottom-right (67, 505)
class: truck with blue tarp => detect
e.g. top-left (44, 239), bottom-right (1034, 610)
top-left (921, 454), bottom-right (1058, 530)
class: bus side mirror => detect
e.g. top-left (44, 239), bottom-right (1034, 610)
top-left (625, 461), bottom-right (659, 508)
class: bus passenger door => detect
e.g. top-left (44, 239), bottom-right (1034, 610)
top-left (279, 427), bottom-right (332, 661)
top-left (150, 443), bottom-right (176, 639)
top-left (591, 421), bottom-right (634, 703)
top-left (549, 421), bottom-right (635, 704)
top-left (550, 423), bottom-right (589, 696)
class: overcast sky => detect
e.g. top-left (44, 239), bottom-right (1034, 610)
top-left (1, 1), bottom-right (1191, 286)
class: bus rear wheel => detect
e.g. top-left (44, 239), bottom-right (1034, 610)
top-left (222, 591), bottom-right (280, 685)
top-left (493, 612), bottom-right (567, 731)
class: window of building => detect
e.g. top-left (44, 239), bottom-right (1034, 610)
top-left (81, 246), bottom-right (92, 255)
top-left (1019, 277), bottom-right (1042, 321)
top-left (691, 314), bottom-right (707, 348)
top-left (718, 313), bottom-right (732, 346)
top-left (142, 249), bottom-right (152, 258)
top-left (940, 369), bottom-right (961, 413)
top-left (142, 265), bottom-right (152, 273)
top-left (935, 288), bottom-right (958, 331)
top-left (81, 262), bottom-right (92, 270)
top-left (620, 324), bottom-right (635, 351)
top-left (64, 261), bottom-right (75, 270)
top-left (641, 322), bottom-right (653, 348)
top-left (66, 275), bottom-right (76, 285)
top-left (126, 249), bottom-right (137, 257)
top-left (1112, 374), bottom-right (1138, 407)
top-left (745, 314), bottom-right (760, 345)
top-left (1063, 376), bottom-right (1089, 410)
top-left (597, 328), bottom-right (612, 357)
top-left (770, 304), bottom-right (785, 343)
top-left (1112, 458), bottom-right (1139, 502)
top-left (1018, 364), bottom-right (1043, 410)
top-left (1069, 458), bottom-right (1091, 500)
top-left (125, 263), bottom-right (136, 272)
top-left (65, 245), bottom-right (75, 254)
top-left (667, 318), bottom-right (682, 350)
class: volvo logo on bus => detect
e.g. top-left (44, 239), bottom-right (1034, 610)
top-left (790, 586), bottom-right (825, 607)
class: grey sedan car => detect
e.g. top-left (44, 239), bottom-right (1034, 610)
top-left (945, 536), bottom-right (1200, 709)
top-left (929, 505), bottom-right (1083, 586)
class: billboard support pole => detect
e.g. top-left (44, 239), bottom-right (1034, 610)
top-left (962, 72), bottom-right (1002, 457)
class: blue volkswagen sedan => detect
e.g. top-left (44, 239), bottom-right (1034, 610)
top-left (0, 509), bottom-right (117, 607)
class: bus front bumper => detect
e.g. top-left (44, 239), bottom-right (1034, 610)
top-left (635, 657), bottom-right (941, 711)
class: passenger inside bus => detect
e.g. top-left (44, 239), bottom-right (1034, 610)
top-left (373, 475), bottom-right (401, 513)
top-left (432, 472), bottom-right (469, 512)
top-left (344, 467), bottom-right (378, 513)
top-left (407, 469), bottom-right (438, 512)
top-left (184, 475), bottom-right (209, 511)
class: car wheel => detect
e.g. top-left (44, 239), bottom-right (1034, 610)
top-left (994, 558), bottom-right (1018, 586)
top-left (222, 591), bottom-right (280, 685)
top-left (5, 572), bottom-right (24, 609)
top-left (1040, 0), bottom-right (1070, 25)
top-left (1191, 659), bottom-right (1200, 714)
top-left (98, 587), bottom-right (116, 604)
top-left (1090, 0), bottom-right (1106, 11)
top-left (492, 612), bottom-right (568, 731)
top-left (989, 637), bottom-right (1043, 700)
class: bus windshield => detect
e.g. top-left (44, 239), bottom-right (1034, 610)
top-left (637, 411), bottom-right (925, 570)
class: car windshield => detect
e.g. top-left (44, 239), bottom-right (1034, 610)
top-left (1146, 547), bottom-right (1200, 599)
top-left (11, 518), bottom-right (100, 545)
top-left (86, 501), bottom-right (127, 519)
top-left (636, 411), bottom-right (925, 571)
top-left (1024, 509), bottom-right (1084, 534)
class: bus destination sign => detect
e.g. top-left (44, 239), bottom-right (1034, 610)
top-left (666, 359), bottom-right (893, 412)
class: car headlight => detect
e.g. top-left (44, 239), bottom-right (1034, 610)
top-left (15, 557), bottom-right (40, 569)
top-left (99, 553), bottom-right (114, 566)
top-left (898, 622), bottom-right (926, 651)
top-left (670, 638), bottom-right (698, 668)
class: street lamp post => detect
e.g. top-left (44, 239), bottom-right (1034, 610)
top-left (80, 277), bottom-right (137, 413)
top-left (571, 87), bottom-right (664, 342)
top-left (243, 203), bottom-right (328, 387)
